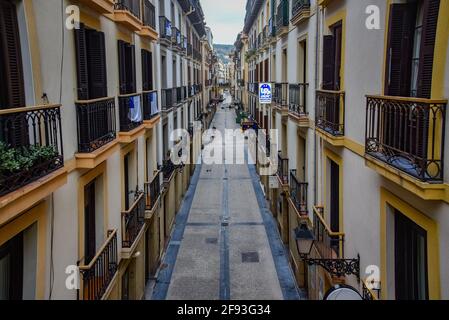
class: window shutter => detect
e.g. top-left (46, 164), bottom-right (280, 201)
top-left (417, 0), bottom-right (440, 99)
top-left (142, 49), bottom-right (149, 91)
top-left (0, 0), bottom-right (25, 108)
top-left (74, 23), bottom-right (89, 100)
top-left (149, 51), bottom-right (153, 90)
top-left (322, 35), bottom-right (335, 90)
top-left (384, 3), bottom-right (417, 97)
top-left (130, 44), bottom-right (136, 93)
top-left (87, 30), bottom-right (107, 99)
top-left (118, 40), bottom-right (128, 94)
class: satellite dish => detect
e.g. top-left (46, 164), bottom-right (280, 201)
top-left (323, 284), bottom-right (363, 300)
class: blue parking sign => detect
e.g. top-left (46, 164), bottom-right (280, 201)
top-left (259, 83), bottom-right (272, 104)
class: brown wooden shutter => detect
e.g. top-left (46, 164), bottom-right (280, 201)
top-left (74, 23), bottom-right (89, 100)
top-left (417, 0), bottom-right (440, 99)
top-left (384, 3), bottom-right (417, 97)
top-left (118, 40), bottom-right (128, 94)
top-left (0, 0), bottom-right (25, 108)
top-left (322, 35), bottom-right (335, 90)
top-left (87, 30), bottom-right (107, 99)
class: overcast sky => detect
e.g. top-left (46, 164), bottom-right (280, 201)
top-left (201, 0), bottom-right (246, 45)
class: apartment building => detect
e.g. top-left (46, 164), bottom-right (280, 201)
top-left (0, 0), bottom-right (211, 300)
top-left (237, 0), bottom-right (449, 300)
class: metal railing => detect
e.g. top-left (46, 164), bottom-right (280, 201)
top-left (142, 90), bottom-right (159, 120)
top-left (292, 0), bottom-right (311, 18)
top-left (0, 105), bottom-right (64, 197)
top-left (289, 83), bottom-right (308, 115)
top-left (274, 83), bottom-right (288, 106)
top-left (171, 27), bottom-right (181, 48)
top-left (76, 97), bottom-right (116, 153)
top-left (269, 16), bottom-right (276, 37)
top-left (312, 206), bottom-right (345, 259)
top-left (78, 230), bottom-right (118, 300)
top-left (290, 170), bottom-right (308, 215)
top-left (162, 159), bottom-right (176, 181)
top-left (362, 278), bottom-right (380, 300)
top-left (122, 192), bottom-right (146, 248)
top-left (142, 0), bottom-right (156, 29)
top-left (145, 171), bottom-right (161, 211)
top-left (161, 88), bottom-right (174, 111)
top-left (365, 95), bottom-right (446, 182)
top-left (276, 0), bottom-right (289, 34)
top-left (277, 151), bottom-right (289, 185)
top-left (114, 0), bottom-right (141, 19)
top-left (159, 16), bottom-right (172, 40)
top-left (316, 89), bottom-right (345, 136)
top-left (118, 93), bottom-right (143, 132)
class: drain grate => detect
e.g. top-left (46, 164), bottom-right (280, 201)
top-left (242, 252), bottom-right (260, 263)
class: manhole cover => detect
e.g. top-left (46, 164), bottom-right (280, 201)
top-left (242, 252), bottom-right (260, 263)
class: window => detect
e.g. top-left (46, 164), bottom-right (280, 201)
top-left (322, 22), bottom-right (342, 90)
top-left (141, 49), bottom-right (153, 91)
top-left (385, 0), bottom-right (440, 98)
top-left (84, 181), bottom-right (96, 264)
top-left (394, 210), bottom-right (428, 300)
top-left (0, 0), bottom-right (25, 109)
top-left (0, 232), bottom-right (23, 300)
top-left (75, 24), bottom-right (107, 100)
top-left (118, 40), bottom-right (136, 95)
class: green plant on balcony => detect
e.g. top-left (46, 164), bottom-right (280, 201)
top-left (0, 142), bottom-right (58, 176)
top-left (245, 49), bottom-right (257, 62)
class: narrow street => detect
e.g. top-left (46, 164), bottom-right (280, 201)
top-left (148, 94), bottom-right (301, 300)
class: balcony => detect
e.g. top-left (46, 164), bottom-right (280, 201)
top-left (276, 0), bottom-right (289, 37)
top-left (289, 170), bottom-right (308, 215)
top-left (291, 0), bottom-right (311, 25)
top-left (78, 230), bottom-right (118, 300)
top-left (162, 159), bottom-right (176, 182)
top-left (316, 89), bottom-right (345, 137)
top-left (312, 206), bottom-right (344, 259)
top-left (161, 88), bottom-right (175, 111)
top-left (139, 0), bottom-right (158, 40)
top-left (159, 16), bottom-right (172, 45)
top-left (118, 93), bottom-right (143, 133)
top-left (121, 192), bottom-right (146, 252)
top-left (268, 16), bottom-right (276, 41)
top-left (274, 83), bottom-right (288, 107)
top-left (76, 97), bottom-right (116, 154)
top-left (365, 95), bottom-right (446, 182)
top-left (171, 27), bottom-right (182, 50)
top-left (248, 82), bottom-right (258, 95)
top-left (76, 0), bottom-right (115, 14)
top-left (114, 0), bottom-right (142, 32)
top-left (175, 86), bottom-right (185, 104)
top-left (0, 105), bottom-right (64, 197)
top-left (277, 152), bottom-right (289, 185)
top-left (187, 43), bottom-right (193, 56)
top-left (145, 171), bottom-right (161, 215)
top-left (289, 83), bottom-right (308, 116)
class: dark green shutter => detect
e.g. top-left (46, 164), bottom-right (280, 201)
top-left (417, 0), bottom-right (440, 99)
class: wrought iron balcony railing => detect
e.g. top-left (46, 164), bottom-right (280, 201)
top-left (277, 152), bottom-right (289, 185)
top-left (142, 0), bottom-right (156, 29)
top-left (78, 230), bottom-right (118, 300)
top-left (289, 83), bottom-right (308, 116)
top-left (171, 27), bottom-right (182, 48)
top-left (159, 16), bottom-right (172, 40)
top-left (312, 206), bottom-right (344, 259)
top-left (274, 83), bottom-right (288, 106)
top-left (118, 93), bottom-right (143, 132)
top-left (162, 159), bottom-right (176, 181)
top-left (122, 192), bottom-right (146, 248)
top-left (316, 89), bottom-right (345, 136)
top-left (114, 0), bottom-right (141, 19)
top-left (365, 95), bottom-right (446, 182)
top-left (362, 278), bottom-right (380, 300)
top-left (292, 0), bottom-right (311, 18)
top-left (276, 0), bottom-right (289, 34)
top-left (145, 171), bottom-right (161, 211)
top-left (142, 90), bottom-right (159, 120)
top-left (269, 16), bottom-right (276, 37)
top-left (76, 97), bottom-right (116, 153)
top-left (0, 105), bottom-right (64, 197)
top-left (290, 170), bottom-right (308, 215)
top-left (161, 88), bottom-right (175, 111)
top-left (187, 43), bottom-right (193, 56)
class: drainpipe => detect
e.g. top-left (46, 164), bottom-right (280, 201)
top-left (313, 3), bottom-right (321, 208)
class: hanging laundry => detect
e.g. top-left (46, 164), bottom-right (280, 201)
top-left (128, 95), bottom-right (143, 123)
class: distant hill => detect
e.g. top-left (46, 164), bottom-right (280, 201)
top-left (214, 44), bottom-right (234, 64)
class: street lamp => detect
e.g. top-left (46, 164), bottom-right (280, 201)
top-left (294, 223), bottom-right (360, 279)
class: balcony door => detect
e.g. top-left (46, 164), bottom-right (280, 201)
top-left (322, 22), bottom-right (342, 91)
top-left (0, 232), bottom-right (23, 300)
top-left (394, 210), bottom-right (428, 300)
top-left (329, 160), bottom-right (340, 256)
top-left (84, 181), bottom-right (97, 264)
